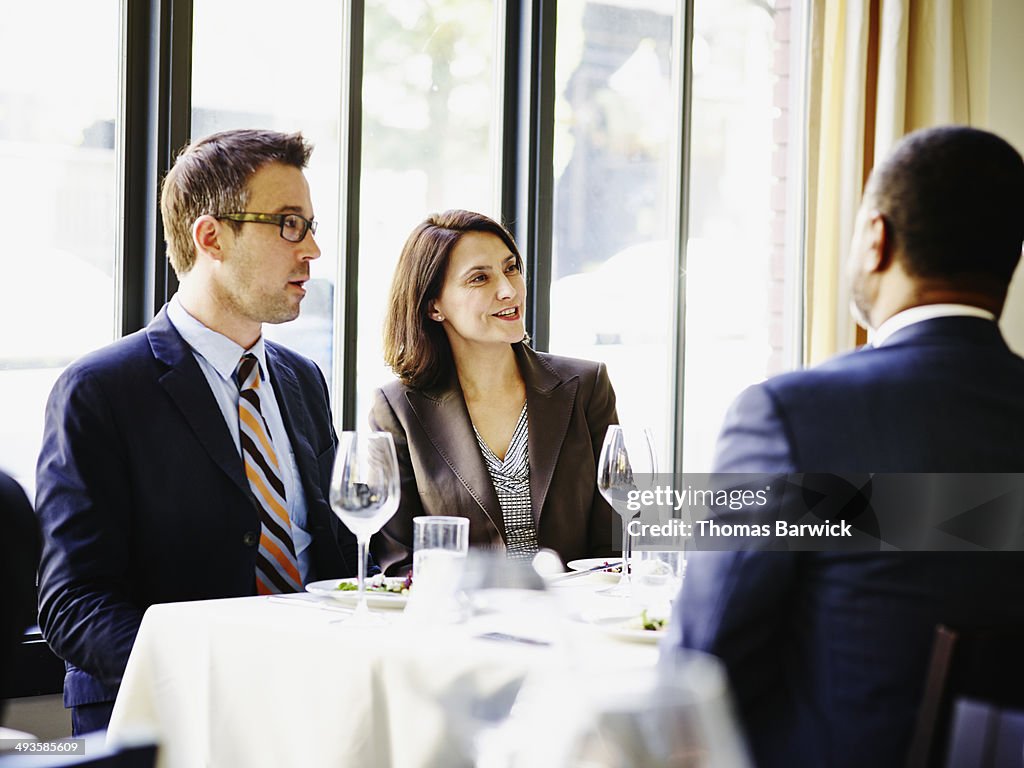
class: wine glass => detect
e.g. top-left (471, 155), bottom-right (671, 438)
top-left (329, 431), bottom-right (400, 623)
top-left (597, 425), bottom-right (657, 597)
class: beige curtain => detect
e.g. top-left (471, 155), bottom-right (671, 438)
top-left (803, 0), bottom-right (974, 364)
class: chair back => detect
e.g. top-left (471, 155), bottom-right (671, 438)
top-left (907, 625), bottom-right (1024, 768)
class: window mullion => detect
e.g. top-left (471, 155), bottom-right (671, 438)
top-left (336, 0), bottom-right (365, 430)
top-left (671, 0), bottom-right (694, 475)
top-left (503, 0), bottom-right (556, 352)
top-left (117, 0), bottom-right (193, 336)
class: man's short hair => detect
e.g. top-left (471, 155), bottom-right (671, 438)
top-left (866, 126), bottom-right (1024, 284)
top-left (160, 129), bottom-right (313, 276)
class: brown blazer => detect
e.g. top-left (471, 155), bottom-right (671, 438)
top-left (369, 343), bottom-right (618, 574)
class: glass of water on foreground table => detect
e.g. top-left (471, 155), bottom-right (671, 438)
top-left (406, 515), bottom-right (470, 622)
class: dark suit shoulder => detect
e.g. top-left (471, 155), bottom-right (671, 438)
top-left (57, 328), bottom-right (153, 384)
top-left (741, 331), bottom-right (1024, 472)
top-left (763, 335), bottom-right (1024, 403)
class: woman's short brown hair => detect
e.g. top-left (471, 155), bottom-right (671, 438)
top-left (383, 210), bottom-right (523, 390)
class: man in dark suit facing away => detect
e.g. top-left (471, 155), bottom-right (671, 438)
top-left (667, 126), bottom-right (1024, 767)
top-left (35, 129), bottom-right (358, 735)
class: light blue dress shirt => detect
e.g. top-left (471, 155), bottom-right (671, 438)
top-left (167, 295), bottom-right (314, 582)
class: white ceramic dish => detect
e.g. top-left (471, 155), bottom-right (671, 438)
top-left (305, 577), bottom-right (409, 609)
top-left (587, 615), bottom-right (667, 644)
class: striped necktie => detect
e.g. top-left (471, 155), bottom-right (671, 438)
top-left (235, 353), bottom-right (302, 594)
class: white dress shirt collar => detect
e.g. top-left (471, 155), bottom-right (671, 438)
top-left (167, 295), bottom-right (269, 382)
top-left (870, 304), bottom-right (996, 348)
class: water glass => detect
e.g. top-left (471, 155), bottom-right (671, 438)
top-left (408, 516), bottom-right (469, 620)
top-left (631, 550), bottom-right (685, 619)
top-left (478, 651), bottom-right (752, 767)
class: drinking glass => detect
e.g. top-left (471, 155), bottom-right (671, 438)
top-left (632, 550), bottom-right (685, 619)
top-left (597, 425), bottom-right (657, 597)
top-left (413, 516), bottom-right (469, 572)
top-left (329, 431), bottom-right (400, 622)
top-left (477, 651), bottom-right (752, 767)
top-left (406, 516), bottom-right (469, 621)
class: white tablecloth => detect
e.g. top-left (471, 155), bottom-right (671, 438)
top-left (107, 577), bottom-right (659, 768)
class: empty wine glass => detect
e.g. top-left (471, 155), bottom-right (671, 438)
top-left (329, 431), bottom-right (400, 623)
top-left (597, 425), bottom-right (657, 597)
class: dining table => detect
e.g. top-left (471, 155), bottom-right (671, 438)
top-left (105, 570), bottom-right (665, 768)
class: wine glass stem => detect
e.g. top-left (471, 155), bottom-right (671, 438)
top-left (619, 515), bottom-right (632, 587)
top-left (356, 536), bottom-right (369, 615)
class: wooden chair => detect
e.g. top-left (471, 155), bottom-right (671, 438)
top-left (907, 625), bottom-right (1024, 768)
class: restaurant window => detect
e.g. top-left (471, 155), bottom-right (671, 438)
top-left (0, 2), bottom-right (121, 496)
top-left (680, 0), bottom-right (805, 469)
top-left (191, 0), bottom-right (345, 392)
top-left (547, 0), bottom-right (806, 471)
top-left (0, 0), bottom-right (810, 494)
top-left (354, 0), bottom-right (502, 428)
top-left (548, 0), bottom-right (680, 468)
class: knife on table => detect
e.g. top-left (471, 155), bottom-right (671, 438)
top-left (547, 560), bottom-right (623, 583)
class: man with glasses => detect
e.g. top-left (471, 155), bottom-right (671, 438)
top-left (35, 129), bottom-right (359, 734)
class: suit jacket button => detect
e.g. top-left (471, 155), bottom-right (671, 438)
top-left (242, 531), bottom-right (259, 547)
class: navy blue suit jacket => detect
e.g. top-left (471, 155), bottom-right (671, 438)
top-left (35, 308), bottom-right (358, 709)
top-left (669, 316), bottom-right (1024, 767)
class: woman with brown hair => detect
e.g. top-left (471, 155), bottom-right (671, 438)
top-left (369, 209), bottom-right (619, 574)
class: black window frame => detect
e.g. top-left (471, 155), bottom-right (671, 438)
top-left (116, 0), bottom-right (695, 471)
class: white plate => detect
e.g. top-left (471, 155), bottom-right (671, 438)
top-left (305, 578), bottom-right (409, 609)
top-left (588, 615), bottom-right (667, 644)
top-left (566, 558), bottom-right (624, 582)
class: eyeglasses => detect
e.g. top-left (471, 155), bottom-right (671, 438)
top-left (217, 212), bottom-right (317, 243)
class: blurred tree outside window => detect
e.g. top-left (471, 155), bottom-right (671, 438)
top-left (355, 0), bottom-right (500, 428)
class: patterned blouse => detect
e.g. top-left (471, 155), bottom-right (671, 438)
top-left (472, 404), bottom-right (539, 560)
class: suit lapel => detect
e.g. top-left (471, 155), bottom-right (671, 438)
top-left (265, 345), bottom-right (319, 495)
top-left (147, 308), bottom-right (251, 499)
top-left (406, 382), bottom-right (505, 538)
top-left (265, 345), bottom-right (340, 540)
top-left (516, 345), bottom-right (578, 525)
